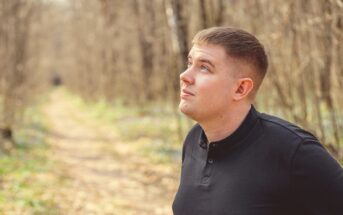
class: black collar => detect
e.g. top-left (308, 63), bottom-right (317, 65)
top-left (198, 105), bottom-right (259, 154)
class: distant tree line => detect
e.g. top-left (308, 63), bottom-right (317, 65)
top-left (60, 0), bottom-right (342, 158)
top-left (0, 0), bottom-right (342, 159)
top-left (0, 0), bottom-right (50, 151)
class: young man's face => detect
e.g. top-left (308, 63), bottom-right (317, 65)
top-left (179, 43), bottom-right (240, 123)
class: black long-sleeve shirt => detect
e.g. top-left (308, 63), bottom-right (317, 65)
top-left (172, 106), bottom-right (343, 215)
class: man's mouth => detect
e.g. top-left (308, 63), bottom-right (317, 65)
top-left (180, 89), bottom-right (195, 98)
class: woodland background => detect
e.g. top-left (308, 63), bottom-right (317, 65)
top-left (0, 0), bottom-right (342, 214)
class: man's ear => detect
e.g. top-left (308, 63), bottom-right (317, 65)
top-left (233, 78), bottom-right (254, 101)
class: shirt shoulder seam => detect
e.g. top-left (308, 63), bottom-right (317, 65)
top-left (258, 115), bottom-right (316, 142)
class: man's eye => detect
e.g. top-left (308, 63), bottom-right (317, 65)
top-left (200, 65), bottom-right (209, 72)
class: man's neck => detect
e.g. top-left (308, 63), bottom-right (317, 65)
top-left (200, 104), bottom-right (252, 143)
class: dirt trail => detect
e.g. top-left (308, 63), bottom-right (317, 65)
top-left (43, 89), bottom-right (179, 215)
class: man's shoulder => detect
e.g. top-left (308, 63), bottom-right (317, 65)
top-left (258, 112), bottom-right (318, 143)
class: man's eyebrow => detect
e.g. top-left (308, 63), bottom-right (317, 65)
top-left (199, 58), bottom-right (215, 68)
top-left (187, 56), bottom-right (215, 68)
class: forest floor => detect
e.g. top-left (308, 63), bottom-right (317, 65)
top-left (0, 88), bottom-right (181, 215)
top-left (42, 89), bottom-right (180, 215)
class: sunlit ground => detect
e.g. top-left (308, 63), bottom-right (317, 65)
top-left (0, 87), bottom-right (188, 215)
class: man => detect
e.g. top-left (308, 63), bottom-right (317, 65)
top-left (172, 27), bottom-right (343, 215)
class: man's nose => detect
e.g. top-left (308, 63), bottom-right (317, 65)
top-left (180, 68), bottom-right (195, 85)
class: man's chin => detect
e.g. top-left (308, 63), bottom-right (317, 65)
top-left (179, 101), bottom-right (188, 113)
top-left (179, 103), bottom-right (196, 119)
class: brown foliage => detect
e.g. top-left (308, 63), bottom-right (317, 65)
top-left (0, 0), bottom-right (342, 158)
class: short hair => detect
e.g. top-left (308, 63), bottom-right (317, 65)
top-left (192, 26), bottom-right (268, 97)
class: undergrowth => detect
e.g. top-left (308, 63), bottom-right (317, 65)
top-left (63, 88), bottom-right (193, 163)
top-left (0, 102), bottom-right (60, 215)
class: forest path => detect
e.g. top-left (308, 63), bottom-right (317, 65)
top-left (43, 89), bottom-right (178, 215)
